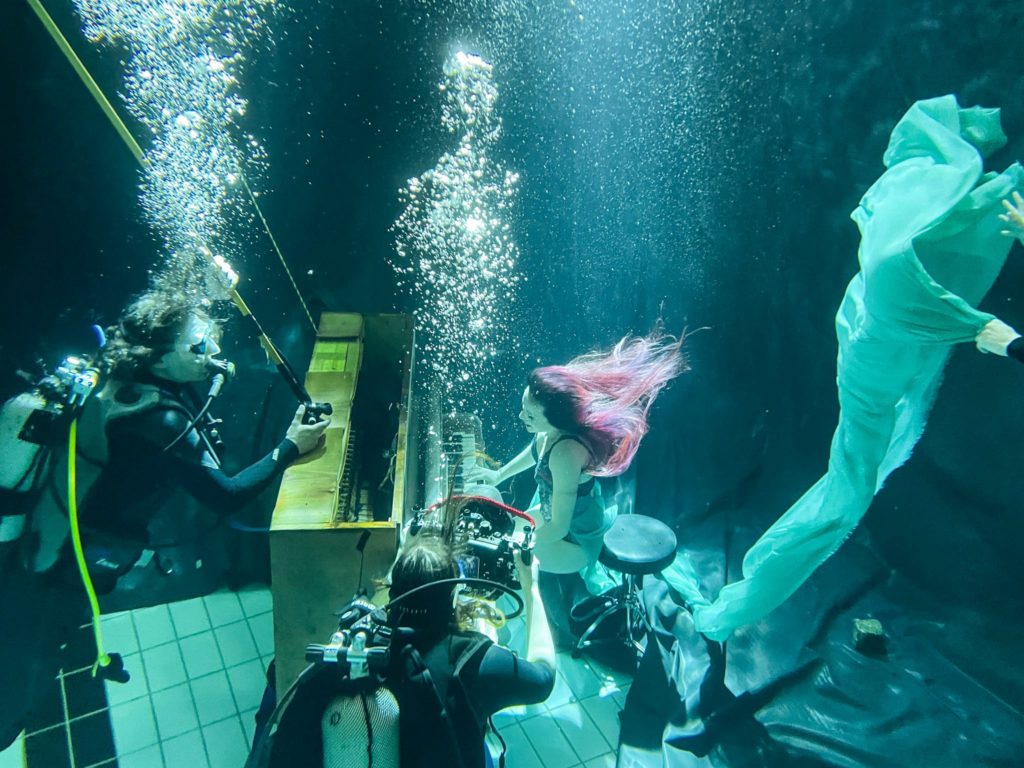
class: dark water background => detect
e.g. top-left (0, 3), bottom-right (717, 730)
top-left (4, 0), bottom-right (1024, 734)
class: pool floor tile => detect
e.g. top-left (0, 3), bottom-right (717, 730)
top-left (169, 598), bottom-right (213, 638)
top-left (190, 671), bottom-right (238, 726)
top-left (203, 592), bottom-right (245, 628)
top-left (109, 698), bottom-right (159, 756)
top-left (202, 717), bottom-right (249, 768)
top-left (161, 729), bottom-right (210, 768)
top-left (151, 684), bottom-right (199, 741)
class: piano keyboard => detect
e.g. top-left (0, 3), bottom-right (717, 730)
top-left (441, 413), bottom-right (484, 498)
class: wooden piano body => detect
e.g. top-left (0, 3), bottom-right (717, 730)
top-left (269, 312), bottom-right (417, 691)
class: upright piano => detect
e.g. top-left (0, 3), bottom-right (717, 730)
top-left (269, 312), bottom-right (416, 691)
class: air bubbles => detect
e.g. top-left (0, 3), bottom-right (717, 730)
top-left (391, 50), bottom-right (522, 409)
top-left (73, 0), bottom-right (278, 295)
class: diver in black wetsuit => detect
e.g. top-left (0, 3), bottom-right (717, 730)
top-left (0, 289), bottom-right (328, 750)
top-left (386, 537), bottom-right (555, 768)
top-left (79, 289), bottom-right (329, 590)
top-left (257, 534), bottom-right (555, 768)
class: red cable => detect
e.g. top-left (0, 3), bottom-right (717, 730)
top-left (423, 494), bottom-right (536, 528)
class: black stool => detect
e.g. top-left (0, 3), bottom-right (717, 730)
top-left (573, 514), bottom-right (677, 657)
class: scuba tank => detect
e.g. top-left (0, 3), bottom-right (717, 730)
top-left (0, 391), bottom-right (50, 492)
top-left (248, 601), bottom-right (401, 768)
top-left (0, 392), bottom-right (48, 544)
top-left (321, 686), bottom-right (401, 768)
top-left (1, 356), bottom-right (103, 570)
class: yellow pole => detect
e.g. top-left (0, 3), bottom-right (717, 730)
top-left (27, 0), bottom-right (318, 334)
top-left (25, 0), bottom-right (148, 167)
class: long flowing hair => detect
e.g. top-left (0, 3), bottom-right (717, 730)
top-left (528, 325), bottom-right (689, 477)
top-left (102, 289), bottom-right (220, 379)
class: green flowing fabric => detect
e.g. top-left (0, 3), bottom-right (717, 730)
top-left (664, 95), bottom-right (1024, 641)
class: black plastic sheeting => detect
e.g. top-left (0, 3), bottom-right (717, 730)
top-left (616, 524), bottom-right (1024, 768)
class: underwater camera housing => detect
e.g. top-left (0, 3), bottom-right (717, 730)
top-left (409, 496), bottom-right (535, 591)
top-left (1, 355), bottom-right (101, 494)
top-left (18, 356), bottom-right (100, 446)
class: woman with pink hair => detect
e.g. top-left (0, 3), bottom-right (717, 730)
top-left (468, 328), bottom-right (688, 588)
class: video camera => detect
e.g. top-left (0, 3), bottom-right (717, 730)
top-left (408, 495), bottom-right (534, 590)
top-left (18, 356), bottom-right (101, 446)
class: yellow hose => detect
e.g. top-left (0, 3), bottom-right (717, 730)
top-left (66, 419), bottom-right (111, 676)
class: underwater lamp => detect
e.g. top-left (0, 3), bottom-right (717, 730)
top-left (453, 50), bottom-right (491, 71)
top-left (212, 254), bottom-right (239, 289)
top-left (196, 245), bottom-right (239, 291)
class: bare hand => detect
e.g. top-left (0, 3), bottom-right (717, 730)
top-left (975, 318), bottom-right (1021, 356)
top-left (514, 547), bottom-right (539, 589)
top-left (464, 466), bottom-right (500, 486)
top-left (999, 192), bottom-right (1024, 242)
top-left (285, 406), bottom-right (330, 455)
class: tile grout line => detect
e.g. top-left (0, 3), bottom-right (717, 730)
top-left (208, 593), bottom-right (246, 716)
top-left (237, 589), bottom-right (274, 745)
top-left (62, 664), bottom-right (98, 678)
top-left (234, 590), bottom-right (271, 745)
top-left (129, 607), bottom-right (166, 767)
top-left (25, 705), bottom-right (112, 739)
top-left (557, 697), bottom-right (612, 764)
top-left (179, 597), bottom-right (220, 768)
top-left (57, 667), bottom-right (76, 768)
top-left (525, 701), bottom-right (587, 768)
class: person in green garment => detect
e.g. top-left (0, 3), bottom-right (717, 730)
top-left (664, 95), bottom-right (1024, 641)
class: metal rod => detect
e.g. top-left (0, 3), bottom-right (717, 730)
top-left (27, 0), bottom-right (326, 412)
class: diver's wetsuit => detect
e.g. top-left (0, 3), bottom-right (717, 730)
top-left (399, 633), bottom-right (555, 768)
top-left (266, 630), bottom-right (554, 768)
top-left (1008, 337), bottom-right (1024, 363)
top-left (80, 375), bottom-right (296, 561)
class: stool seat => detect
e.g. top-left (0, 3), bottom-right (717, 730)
top-left (599, 514), bottom-right (677, 576)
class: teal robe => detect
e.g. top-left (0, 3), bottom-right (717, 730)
top-left (664, 95), bottom-right (1024, 641)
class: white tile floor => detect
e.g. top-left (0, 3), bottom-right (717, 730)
top-left (102, 587), bottom-right (274, 768)
top-left (488, 604), bottom-right (627, 768)
top-left (0, 586), bottom-right (629, 768)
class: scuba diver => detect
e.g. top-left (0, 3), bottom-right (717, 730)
top-left (388, 534), bottom-right (555, 768)
top-left (251, 532), bottom-right (555, 768)
top-left (78, 288), bottom-right (329, 592)
top-left (0, 287), bottom-right (328, 749)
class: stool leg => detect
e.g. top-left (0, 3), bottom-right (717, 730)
top-left (574, 568), bottom-right (626, 656)
top-left (573, 601), bottom-right (625, 656)
top-left (623, 575), bottom-right (649, 655)
top-left (630, 574), bottom-right (654, 636)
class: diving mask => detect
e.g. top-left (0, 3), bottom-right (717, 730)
top-left (175, 318), bottom-right (221, 359)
